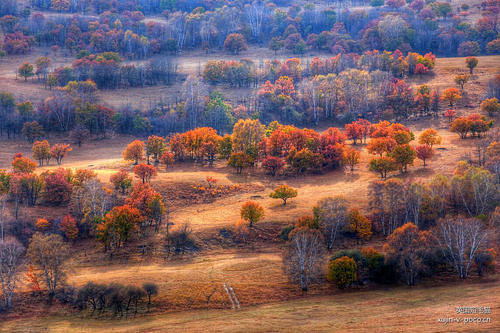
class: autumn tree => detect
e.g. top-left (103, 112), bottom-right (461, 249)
top-left (418, 129), bottom-right (441, 147)
top-left (27, 233), bottom-right (70, 300)
top-left (50, 144), bottom-right (72, 165)
top-left (454, 73), bottom-right (470, 93)
top-left (146, 135), bottom-right (166, 164)
top-left (269, 184), bottom-right (298, 205)
top-left (97, 205), bottom-right (142, 251)
top-left (436, 217), bottom-right (488, 279)
top-left (390, 144), bottom-right (416, 172)
top-left (22, 121), bottom-right (45, 143)
top-left (159, 151), bottom-right (174, 170)
top-left (283, 228), bottom-right (325, 292)
top-left (315, 196), bottom-right (348, 250)
top-left (384, 223), bottom-right (429, 286)
top-left (327, 256), bottom-right (357, 289)
top-left (43, 168), bottom-right (72, 205)
top-left (367, 137), bottom-right (396, 156)
top-left (342, 147), bottom-right (360, 172)
top-left (442, 88), bottom-right (461, 106)
top-left (32, 140), bottom-right (51, 166)
top-left (269, 37), bottom-right (284, 56)
top-left (261, 156), bottom-right (285, 176)
top-left (481, 98), bottom-right (500, 117)
top-left (110, 169), bottom-right (132, 194)
top-left (415, 145), bottom-right (434, 167)
top-left (18, 62), bottom-right (34, 81)
top-left (231, 119), bottom-right (264, 158)
top-left (240, 201), bottom-right (264, 227)
top-left (134, 164), bottom-right (157, 184)
top-left (369, 156), bottom-right (398, 178)
top-left (345, 122), bottom-right (363, 145)
top-left (228, 152), bottom-right (253, 174)
top-left (346, 208), bottom-right (372, 240)
top-left (59, 214), bottom-right (78, 240)
top-left (123, 140), bottom-right (145, 165)
top-left (11, 156), bottom-right (36, 173)
top-left (465, 56), bottom-right (478, 74)
top-left (444, 109), bottom-right (456, 123)
top-left (0, 239), bottom-right (24, 310)
top-left (224, 33), bottom-right (248, 55)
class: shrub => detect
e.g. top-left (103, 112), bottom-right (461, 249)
top-left (327, 256), bottom-right (357, 289)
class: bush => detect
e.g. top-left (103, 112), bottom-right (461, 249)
top-left (280, 225), bottom-right (294, 241)
top-left (327, 256), bottom-right (357, 289)
top-left (166, 224), bottom-right (198, 254)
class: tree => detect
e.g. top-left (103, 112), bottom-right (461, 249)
top-left (418, 129), bottom-right (441, 147)
top-left (415, 145), bottom-right (434, 167)
top-left (0, 239), bottom-right (24, 310)
top-left (436, 217), bottom-right (488, 279)
top-left (481, 98), bottom-right (500, 117)
top-left (123, 140), bottom-right (145, 164)
top-left (390, 144), bottom-right (416, 172)
top-left (450, 117), bottom-right (470, 139)
top-left (327, 256), bottom-right (357, 289)
top-left (44, 169), bottom-right (72, 205)
top-left (32, 140), bottom-right (51, 166)
top-left (18, 62), bottom-right (34, 81)
top-left (142, 283), bottom-right (158, 310)
top-left (342, 147), bottom-right (360, 172)
top-left (261, 156), bottom-right (285, 176)
top-left (367, 137), bottom-right (397, 156)
top-left (384, 223), bottom-right (429, 286)
top-left (22, 121), bottom-right (45, 143)
top-left (369, 156), bottom-right (398, 178)
top-left (134, 164), bottom-right (157, 184)
top-left (59, 214), bottom-right (78, 240)
top-left (240, 201), bottom-right (264, 227)
top-left (97, 205), bottom-right (142, 250)
top-left (11, 156), bottom-right (36, 173)
top-left (315, 196), bottom-right (348, 250)
top-left (159, 151), bottom-right (174, 170)
top-left (442, 88), bottom-right (461, 106)
top-left (110, 169), bottom-right (132, 194)
top-left (465, 57), bottom-right (478, 74)
top-left (269, 37), bottom-right (284, 56)
top-left (26, 233), bottom-right (70, 299)
top-left (231, 119), bottom-right (264, 157)
top-left (269, 185), bottom-right (298, 205)
top-left (224, 33), bottom-right (248, 55)
top-left (283, 228), bottom-right (324, 292)
top-left (346, 208), bottom-right (372, 240)
top-left (50, 144), bottom-right (72, 165)
top-left (71, 125), bottom-right (89, 147)
top-left (444, 109), bottom-right (456, 123)
top-left (228, 152), bottom-right (253, 174)
top-left (146, 135), bottom-right (166, 164)
top-left (454, 74), bottom-right (470, 93)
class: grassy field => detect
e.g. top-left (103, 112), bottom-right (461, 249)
top-left (2, 276), bottom-right (498, 332)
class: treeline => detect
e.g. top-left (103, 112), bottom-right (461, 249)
top-left (203, 50), bottom-right (436, 87)
top-left (1, 0), bottom-right (499, 58)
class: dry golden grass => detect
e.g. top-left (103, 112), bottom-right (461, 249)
top-left (2, 275), bottom-right (498, 332)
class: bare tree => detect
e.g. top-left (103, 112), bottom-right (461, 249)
top-left (26, 233), bottom-right (70, 300)
top-left (316, 196), bottom-right (348, 250)
top-left (436, 217), bottom-right (489, 279)
top-left (283, 228), bottom-right (325, 291)
top-left (0, 239), bottom-right (24, 310)
top-left (402, 182), bottom-right (427, 227)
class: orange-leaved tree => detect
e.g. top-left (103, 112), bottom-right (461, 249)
top-left (240, 201), bottom-right (264, 227)
top-left (123, 140), bottom-right (145, 164)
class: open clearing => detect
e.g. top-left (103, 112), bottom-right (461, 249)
top-left (2, 276), bottom-right (498, 332)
